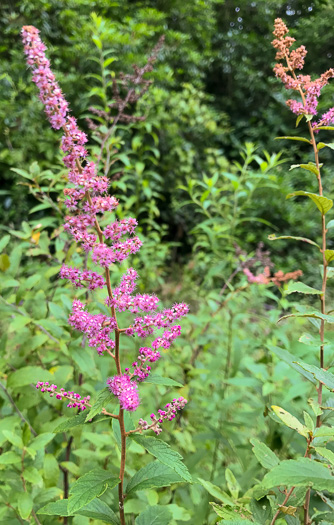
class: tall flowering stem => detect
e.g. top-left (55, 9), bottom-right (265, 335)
top-left (21, 26), bottom-right (188, 524)
top-left (271, 19), bottom-right (334, 524)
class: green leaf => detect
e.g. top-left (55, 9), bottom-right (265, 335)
top-left (144, 375), bottom-right (183, 387)
top-left (126, 460), bottom-right (184, 495)
top-left (7, 366), bottom-right (53, 389)
top-left (2, 430), bottom-right (23, 448)
top-left (130, 435), bottom-right (192, 482)
top-left (75, 498), bottom-right (120, 524)
top-left (85, 388), bottom-right (114, 422)
top-left (262, 457), bottom-right (334, 490)
top-left (314, 126), bottom-right (334, 130)
top-left (325, 250), bottom-right (334, 263)
top-left (43, 453), bottom-right (59, 487)
top-left (327, 219), bottom-right (334, 229)
top-left (53, 411), bottom-right (88, 432)
top-left (23, 466), bottom-right (43, 485)
top-left (0, 254), bottom-right (10, 271)
top-left (0, 451), bottom-right (21, 464)
top-left (197, 477), bottom-right (235, 505)
top-left (278, 311), bottom-right (334, 324)
top-left (250, 438), bottom-right (280, 469)
top-left (286, 191), bottom-right (332, 214)
top-left (225, 468), bottom-right (240, 499)
top-left (17, 492), bottom-right (33, 520)
top-left (289, 163), bottom-right (320, 176)
top-left (68, 468), bottom-right (119, 513)
top-left (0, 235), bottom-right (10, 253)
top-left (268, 234), bottom-right (320, 249)
top-left (37, 499), bottom-right (70, 516)
top-left (285, 281), bottom-right (323, 295)
top-left (295, 362), bottom-right (334, 390)
top-left (30, 432), bottom-right (55, 451)
top-left (296, 114), bottom-right (304, 127)
top-left (135, 505), bottom-right (172, 525)
top-left (268, 345), bottom-right (317, 384)
top-left (275, 136), bottom-right (311, 143)
top-left (315, 447), bottom-right (334, 465)
top-left (11, 167), bottom-right (35, 180)
top-left (272, 406), bottom-right (309, 437)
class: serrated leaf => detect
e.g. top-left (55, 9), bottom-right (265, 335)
top-left (272, 406), bottom-right (309, 437)
top-left (144, 375), bottom-right (183, 387)
top-left (268, 345), bottom-right (317, 384)
top-left (37, 499), bottom-right (70, 516)
top-left (75, 498), bottom-right (120, 524)
top-left (30, 432), bottom-right (55, 451)
top-left (285, 281), bottom-right (323, 295)
top-left (17, 492), bottom-right (33, 519)
top-left (286, 191), bottom-right (332, 214)
top-left (130, 435), bottom-right (192, 482)
top-left (268, 234), bottom-right (320, 249)
top-left (262, 457), bottom-right (334, 490)
top-left (315, 447), bottom-right (334, 465)
top-left (295, 362), bottom-right (334, 390)
top-left (68, 468), bottom-right (119, 513)
top-left (250, 438), bottom-right (280, 469)
top-left (85, 388), bottom-right (114, 422)
top-left (197, 477), bottom-right (235, 504)
top-left (275, 136), bottom-right (311, 143)
top-left (225, 468), bottom-right (240, 499)
top-left (53, 411), bottom-right (88, 432)
top-left (289, 164), bottom-right (320, 176)
top-left (278, 311), bottom-right (334, 324)
top-left (135, 505), bottom-right (172, 525)
top-left (126, 460), bottom-right (184, 495)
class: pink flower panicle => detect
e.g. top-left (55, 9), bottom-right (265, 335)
top-left (107, 375), bottom-right (140, 412)
top-left (22, 26), bottom-right (189, 421)
top-left (138, 397), bottom-right (188, 435)
top-left (272, 18), bottom-right (334, 121)
top-left (60, 265), bottom-right (105, 290)
top-left (36, 382), bottom-right (90, 410)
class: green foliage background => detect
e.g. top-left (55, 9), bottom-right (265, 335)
top-left (2, 0), bottom-right (334, 524)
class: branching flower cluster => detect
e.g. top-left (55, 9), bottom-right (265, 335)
top-left (22, 26), bottom-right (188, 433)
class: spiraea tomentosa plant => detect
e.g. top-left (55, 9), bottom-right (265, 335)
top-left (21, 26), bottom-right (190, 524)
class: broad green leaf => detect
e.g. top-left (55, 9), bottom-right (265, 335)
top-left (130, 435), bottom-right (192, 482)
top-left (7, 366), bottom-right (53, 389)
top-left (135, 505), bottom-right (172, 525)
top-left (250, 438), bottom-right (280, 469)
top-left (53, 411), bottom-right (88, 432)
top-left (37, 499), bottom-right (70, 516)
top-left (30, 432), bottom-right (55, 451)
top-left (262, 457), bottom-right (334, 490)
top-left (286, 191), bottom-right (332, 214)
top-left (315, 447), bottom-right (334, 465)
top-left (11, 167), bottom-right (35, 180)
top-left (17, 492), bottom-right (33, 520)
top-left (268, 345), bottom-right (317, 384)
top-left (75, 498), bottom-right (120, 524)
top-left (275, 136), bottom-right (311, 144)
top-left (285, 281), bottom-right (323, 295)
top-left (225, 468), bottom-right (240, 499)
top-left (303, 411), bottom-right (314, 432)
top-left (295, 362), bottom-right (334, 390)
top-left (23, 466), bottom-right (43, 485)
top-left (68, 468), bottom-right (119, 513)
top-left (314, 426), bottom-right (334, 437)
top-left (85, 387), bottom-right (114, 422)
top-left (144, 375), bottom-right (183, 387)
top-left (272, 406), bottom-right (308, 437)
top-left (2, 430), bottom-right (23, 449)
top-left (0, 451), bottom-right (21, 464)
top-left (325, 250), bottom-right (334, 263)
top-left (268, 234), bottom-right (320, 249)
top-left (43, 454), bottom-right (59, 487)
top-left (0, 235), bottom-right (10, 253)
top-left (126, 460), bottom-right (184, 495)
top-left (298, 333), bottom-right (324, 346)
top-left (278, 311), bottom-right (334, 324)
top-left (289, 163), bottom-right (320, 176)
top-left (197, 478), bottom-right (235, 505)
top-left (327, 219), bottom-right (334, 229)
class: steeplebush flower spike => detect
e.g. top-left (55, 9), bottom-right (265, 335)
top-left (22, 26), bottom-right (188, 427)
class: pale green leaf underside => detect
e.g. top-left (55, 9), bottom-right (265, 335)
top-left (197, 477), bottom-right (235, 505)
top-left (272, 406), bottom-right (308, 437)
top-left (262, 457), bottom-right (334, 491)
top-left (286, 191), bottom-right (333, 215)
top-left (295, 361), bottom-right (334, 391)
top-left (268, 234), bottom-right (320, 249)
top-left (275, 136), bottom-right (311, 143)
top-left (250, 438), bottom-right (280, 469)
top-left (278, 311), bottom-right (334, 324)
top-left (285, 281), bottom-right (323, 295)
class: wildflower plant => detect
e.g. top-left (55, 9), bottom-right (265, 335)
top-left (21, 25), bottom-right (190, 524)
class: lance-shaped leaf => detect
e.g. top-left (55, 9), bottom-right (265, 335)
top-left (37, 499), bottom-right (120, 523)
top-left (197, 478), bottom-right (235, 505)
top-left (268, 345), bottom-right (317, 384)
top-left (272, 406), bottom-right (309, 437)
top-left (289, 163), bottom-right (321, 176)
top-left (314, 126), bottom-right (334, 131)
top-left (295, 362), bottom-right (334, 391)
top-left (68, 468), bottom-right (119, 513)
top-left (250, 438), bottom-right (280, 469)
top-left (144, 375), bottom-right (183, 387)
top-left (268, 234), bottom-right (320, 249)
top-left (126, 460), bottom-right (184, 495)
top-left (315, 447), bottom-right (334, 465)
top-left (130, 435), bottom-right (192, 482)
top-left (286, 191), bottom-right (332, 215)
top-left (285, 281), bottom-right (323, 295)
top-left (278, 311), bottom-right (334, 324)
top-left (85, 388), bottom-right (114, 422)
top-left (262, 457), bottom-right (334, 491)
top-left (275, 136), bottom-right (311, 144)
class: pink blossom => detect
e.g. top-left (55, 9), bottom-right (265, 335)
top-left (107, 375), bottom-right (140, 411)
top-left (36, 382), bottom-right (90, 410)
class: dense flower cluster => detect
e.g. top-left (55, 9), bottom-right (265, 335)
top-left (23, 25), bottom-right (188, 429)
top-left (272, 18), bottom-right (334, 122)
top-left (243, 266), bottom-right (303, 286)
top-left (138, 397), bottom-right (188, 435)
top-left (36, 382), bottom-right (90, 410)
